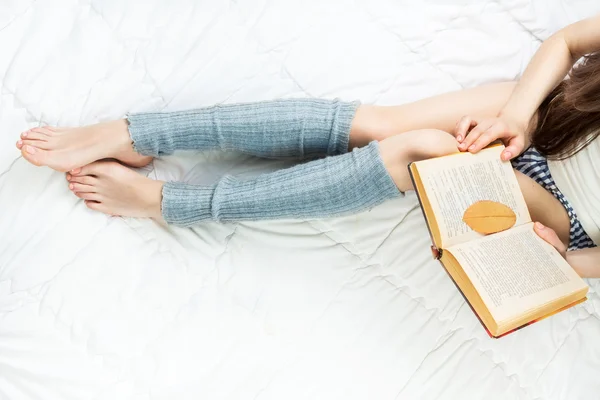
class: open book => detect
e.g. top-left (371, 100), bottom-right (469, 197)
top-left (409, 145), bottom-right (588, 337)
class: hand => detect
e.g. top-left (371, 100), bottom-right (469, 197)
top-left (534, 222), bottom-right (567, 259)
top-left (454, 115), bottom-right (529, 161)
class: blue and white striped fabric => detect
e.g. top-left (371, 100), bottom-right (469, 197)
top-left (512, 148), bottom-right (596, 251)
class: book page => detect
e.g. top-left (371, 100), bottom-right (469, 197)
top-left (446, 223), bottom-right (586, 323)
top-left (414, 146), bottom-right (530, 248)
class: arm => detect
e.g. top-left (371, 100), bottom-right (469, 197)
top-left (458, 14), bottom-right (600, 160)
top-left (566, 247), bottom-right (600, 279)
top-left (501, 15), bottom-right (600, 129)
top-left (534, 222), bottom-right (600, 278)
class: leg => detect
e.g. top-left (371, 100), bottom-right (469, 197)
top-left (129, 82), bottom-right (517, 156)
top-left (66, 130), bottom-right (460, 224)
top-left (17, 81), bottom-right (516, 172)
top-left (349, 81), bottom-right (518, 148)
top-left (128, 98), bottom-right (359, 158)
top-left (17, 99), bottom-right (359, 172)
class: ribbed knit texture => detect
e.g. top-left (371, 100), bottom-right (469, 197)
top-left (127, 98), bottom-right (360, 158)
top-left (161, 141), bottom-right (401, 226)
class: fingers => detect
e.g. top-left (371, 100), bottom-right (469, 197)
top-left (468, 126), bottom-right (505, 153)
top-left (455, 116), bottom-right (478, 142)
top-left (534, 222), bottom-right (567, 256)
top-left (455, 117), bottom-right (527, 159)
top-left (458, 119), bottom-right (496, 151)
top-left (500, 137), bottom-right (525, 161)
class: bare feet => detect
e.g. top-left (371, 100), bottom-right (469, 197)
top-left (16, 120), bottom-right (152, 172)
top-left (66, 161), bottom-right (164, 221)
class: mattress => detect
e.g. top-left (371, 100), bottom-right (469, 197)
top-left (1, 1), bottom-right (599, 399)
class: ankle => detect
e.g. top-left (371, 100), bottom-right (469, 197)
top-left (99, 119), bottom-right (134, 156)
top-left (142, 180), bottom-right (165, 220)
top-left (113, 119), bottom-right (134, 149)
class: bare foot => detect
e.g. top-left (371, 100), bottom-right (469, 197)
top-left (66, 160), bottom-right (164, 221)
top-left (15, 120), bottom-right (152, 172)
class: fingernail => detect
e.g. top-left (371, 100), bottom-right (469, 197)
top-left (468, 145), bottom-right (475, 151)
top-left (25, 145), bottom-right (35, 154)
top-left (503, 151), bottom-right (511, 160)
top-left (459, 143), bottom-right (465, 149)
top-left (535, 222), bottom-right (545, 230)
top-left (71, 168), bottom-right (80, 174)
top-left (66, 174), bottom-right (71, 180)
top-left (17, 140), bottom-right (22, 146)
top-left (21, 132), bottom-right (27, 138)
top-left (456, 135), bottom-right (462, 142)
top-left (69, 183), bottom-right (74, 190)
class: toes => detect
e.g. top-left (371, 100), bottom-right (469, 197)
top-left (69, 175), bottom-right (97, 185)
top-left (84, 200), bottom-right (106, 213)
top-left (21, 145), bottom-right (47, 167)
top-left (17, 128), bottom-right (53, 150)
top-left (69, 182), bottom-right (97, 193)
top-left (71, 161), bottom-right (116, 177)
top-left (19, 139), bottom-right (52, 150)
top-left (85, 200), bottom-right (116, 217)
top-left (30, 127), bottom-right (55, 136)
top-left (84, 200), bottom-right (99, 210)
top-left (22, 130), bottom-right (51, 142)
top-left (71, 163), bottom-right (101, 177)
top-left (75, 192), bottom-right (101, 202)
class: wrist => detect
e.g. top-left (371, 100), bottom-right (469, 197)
top-left (497, 108), bottom-right (530, 131)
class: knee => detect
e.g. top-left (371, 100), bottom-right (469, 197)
top-left (380, 129), bottom-right (459, 161)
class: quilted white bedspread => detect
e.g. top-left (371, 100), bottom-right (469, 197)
top-left (1, 1), bottom-right (600, 399)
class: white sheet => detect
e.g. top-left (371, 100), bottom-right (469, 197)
top-left (1, 1), bottom-right (600, 399)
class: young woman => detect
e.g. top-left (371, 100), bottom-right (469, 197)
top-left (455, 14), bottom-right (600, 278)
top-left (15, 15), bottom-right (600, 277)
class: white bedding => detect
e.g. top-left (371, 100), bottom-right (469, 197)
top-left (1, 1), bottom-right (600, 399)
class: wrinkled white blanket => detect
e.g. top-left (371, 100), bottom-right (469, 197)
top-left (1, 1), bottom-right (599, 399)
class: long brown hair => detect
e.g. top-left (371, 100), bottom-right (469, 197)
top-left (531, 52), bottom-right (600, 159)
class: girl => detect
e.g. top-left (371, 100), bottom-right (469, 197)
top-left (456, 14), bottom-right (600, 279)
top-left (15, 15), bottom-right (600, 277)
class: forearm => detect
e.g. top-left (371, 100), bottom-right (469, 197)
top-left (499, 35), bottom-right (574, 128)
top-left (567, 247), bottom-right (600, 278)
top-left (500, 15), bottom-right (600, 128)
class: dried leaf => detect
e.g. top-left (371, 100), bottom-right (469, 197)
top-left (462, 200), bottom-right (516, 234)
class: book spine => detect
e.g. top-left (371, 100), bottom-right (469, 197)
top-left (408, 162), bottom-right (443, 261)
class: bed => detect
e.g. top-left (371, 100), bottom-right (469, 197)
top-left (1, 1), bottom-right (599, 399)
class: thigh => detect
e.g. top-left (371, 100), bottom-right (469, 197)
top-left (349, 81), bottom-right (518, 148)
top-left (515, 169), bottom-right (571, 246)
